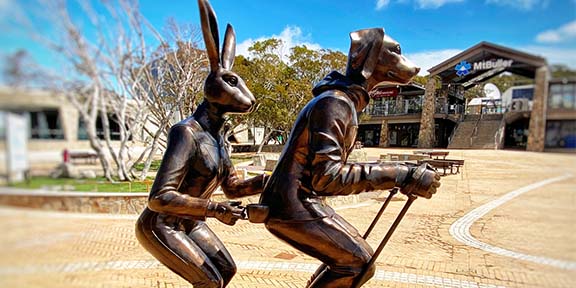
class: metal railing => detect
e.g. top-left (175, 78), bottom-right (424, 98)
top-left (367, 99), bottom-right (422, 116)
top-left (435, 103), bottom-right (465, 114)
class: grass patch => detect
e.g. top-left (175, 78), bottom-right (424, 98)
top-left (231, 153), bottom-right (255, 165)
top-left (133, 160), bottom-right (162, 172)
top-left (132, 155), bottom-right (253, 171)
top-left (11, 176), bottom-right (153, 193)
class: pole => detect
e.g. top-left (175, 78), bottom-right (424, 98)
top-left (352, 194), bottom-right (417, 288)
top-left (362, 188), bottom-right (398, 238)
top-left (306, 188), bottom-right (398, 288)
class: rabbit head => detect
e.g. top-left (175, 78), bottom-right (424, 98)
top-left (198, 0), bottom-right (256, 115)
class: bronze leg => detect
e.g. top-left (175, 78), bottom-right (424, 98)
top-left (266, 213), bottom-right (374, 288)
top-left (135, 210), bottom-right (231, 288)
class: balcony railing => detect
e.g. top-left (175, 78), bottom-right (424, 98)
top-left (367, 99), bottom-right (422, 116)
top-left (435, 103), bottom-right (465, 114)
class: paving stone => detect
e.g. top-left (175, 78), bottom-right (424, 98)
top-left (0, 149), bottom-right (575, 287)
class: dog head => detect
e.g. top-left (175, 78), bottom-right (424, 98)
top-left (346, 28), bottom-right (420, 87)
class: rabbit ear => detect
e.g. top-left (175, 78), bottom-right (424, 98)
top-left (198, 0), bottom-right (220, 71)
top-left (221, 24), bottom-right (236, 69)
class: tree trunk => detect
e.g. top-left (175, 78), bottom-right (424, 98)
top-left (257, 128), bottom-right (274, 154)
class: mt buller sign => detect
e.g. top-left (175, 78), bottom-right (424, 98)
top-left (454, 59), bottom-right (513, 77)
top-left (473, 59), bottom-right (513, 70)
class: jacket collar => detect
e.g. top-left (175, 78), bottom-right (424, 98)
top-left (312, 71), bottom-right (370, 112)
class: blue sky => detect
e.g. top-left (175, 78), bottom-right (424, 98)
top-left (1, 0), bottom-right (575, 78)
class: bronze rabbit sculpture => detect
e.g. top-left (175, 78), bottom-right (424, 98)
top-left (135, 0), bottom-right (266, 287)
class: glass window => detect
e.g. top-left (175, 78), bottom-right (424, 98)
top-left (29, 109), bottom-right (64, 139)
top-left (545, 120), bottom-right (576, 148)
top-left (565, 84), bottom-right (576, 109)
top-left (512, 88), bottom-right (534, 100)
top-left (78, 115), bottom-right (126, 141)
top-left (0, 111), bottom-right (5, 140)
top-left (549, 83), bottom-right (576, 110)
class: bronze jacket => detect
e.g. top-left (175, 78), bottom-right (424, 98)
top-left (260, 72), bottom-right (405, 221)
top-left (146, 116), bottom-right (266, 220)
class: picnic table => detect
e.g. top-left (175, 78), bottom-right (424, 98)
top-left (414, 150), bottom-right (450, 160)
top-left (418, 158), bottom-right (465, 175)
top-left (64, 150), bottom-right (99, 164)
top-left (380, 153), bottom-right (430, 162)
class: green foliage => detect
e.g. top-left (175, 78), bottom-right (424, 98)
top-left (233, 39), bottom-right (347, 141)
top-left (551, 64), bottom-right (576, 78)
top-left (488, 73), bottom-right (532, 94)
top-left (411, 75), bottom-right (429, 86)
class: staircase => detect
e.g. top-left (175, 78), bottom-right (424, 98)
top-left (448, 114), bottom-right (504, 149)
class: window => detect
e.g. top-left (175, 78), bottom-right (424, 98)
top-left (512, 88), bottom-right (534, 100)
top-left (0, 111), bottom-right (5, 140)
top-left (549, 83), bottom-right (576, 110)
top-left (545, 120), bottom-right (576, 148)
top-left (78, 114), bottom-right (127, 141)
top-left (29, 109), bottom-right (64, 139)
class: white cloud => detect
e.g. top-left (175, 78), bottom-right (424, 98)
top-left (0, 0), bottom-right (17, 20)
top-left (406, 49), bottom-right (463, 75)
top-left (416, 0), bottom-right (465, 9)
top-left (485, 0), bottom-right (550, 10)
top-left (376, 0), bottom-right (391, 10)
top-left (236, 26), bottom-right (322, 62)
top-left (406, 45), bottom-right (576, 76)
top-left (376, 0), bottom-right (464, 9)
top-left (535, 20), bottom-right (576, 43)
top-left (520, 45), bottom-right (576, 69)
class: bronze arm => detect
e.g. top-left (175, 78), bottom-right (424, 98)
top-left (308, 96), bottom-right (410, 196)
top-left (221, 165), bottom-right (268, 199)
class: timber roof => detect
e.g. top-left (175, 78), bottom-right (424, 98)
top-left (428, 42), bottom-right (547, 88)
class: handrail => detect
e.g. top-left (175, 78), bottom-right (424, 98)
top-left (470, 113), bottom-right (482, 146)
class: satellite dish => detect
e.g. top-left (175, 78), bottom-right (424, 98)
top-left (483, 83), bottom-right (501, 99)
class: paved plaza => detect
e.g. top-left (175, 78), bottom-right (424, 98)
top-left (0, 148), bottom-right (575, 287)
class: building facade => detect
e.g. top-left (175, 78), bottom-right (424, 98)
top-left (359, 42), bottom-right (576, 152)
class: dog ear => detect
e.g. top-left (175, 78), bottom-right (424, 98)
top-left (346, 28), bottom-right (384, 80)
top-left (221, 24), bottom-right (236, 70)
top-left (198, 0), bottom-right (220, 71)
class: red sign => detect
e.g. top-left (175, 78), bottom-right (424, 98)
top-left (371, 87), bottom-right (399, 98)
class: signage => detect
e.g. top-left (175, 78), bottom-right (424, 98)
top-left (5, 112), bottom-right (29, 182)
top-left (455, 61), bottom-right (471, 77)
top-left (455, 58), bottom-right (514, 77)
top-left (473, 59), bottom-right (513, 70)
top-left (371, 87), bottom-right (399, 98)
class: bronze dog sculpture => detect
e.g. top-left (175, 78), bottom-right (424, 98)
top-left (135, 0), bottom-right (266, 287)
top-left (258, 28), bottom-right (441, 288)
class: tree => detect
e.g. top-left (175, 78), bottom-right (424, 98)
top-left (14, 0), bottom-right (206, 181)
top-left (551, 64), bottom-right (576, 78)
top-left (233, 40), bottom-right (346, 152)
top-left (130, 20), bottom-right (207, 180)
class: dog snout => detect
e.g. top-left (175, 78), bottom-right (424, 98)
top-left (414, 67), bottom-right (421, 75)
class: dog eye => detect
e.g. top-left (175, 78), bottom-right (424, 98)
top-left (223, 75), bottom-right (238, 87)
top-left (394, 45), bottom-right (401, 54)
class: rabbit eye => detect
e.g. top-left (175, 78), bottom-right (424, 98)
top-left (223, 75), bottom-right (238, 87)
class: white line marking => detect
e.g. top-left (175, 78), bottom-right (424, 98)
top-left (449, 174), bottom-right (576, 270)
top-left (0, 260), bottom-right (506, 288)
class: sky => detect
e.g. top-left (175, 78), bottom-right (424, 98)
top-left (0, 0), bottom-right (575, 78)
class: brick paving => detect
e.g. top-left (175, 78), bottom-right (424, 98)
top-left (0, 149), bottom-right (575, 287)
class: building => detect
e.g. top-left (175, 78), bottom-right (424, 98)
top-left (359, 42), bottom-right (576, 152)
top-left (0, 87), bottom-right (158, 170)
top-left (359, 83), bottom-right (425, 147)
